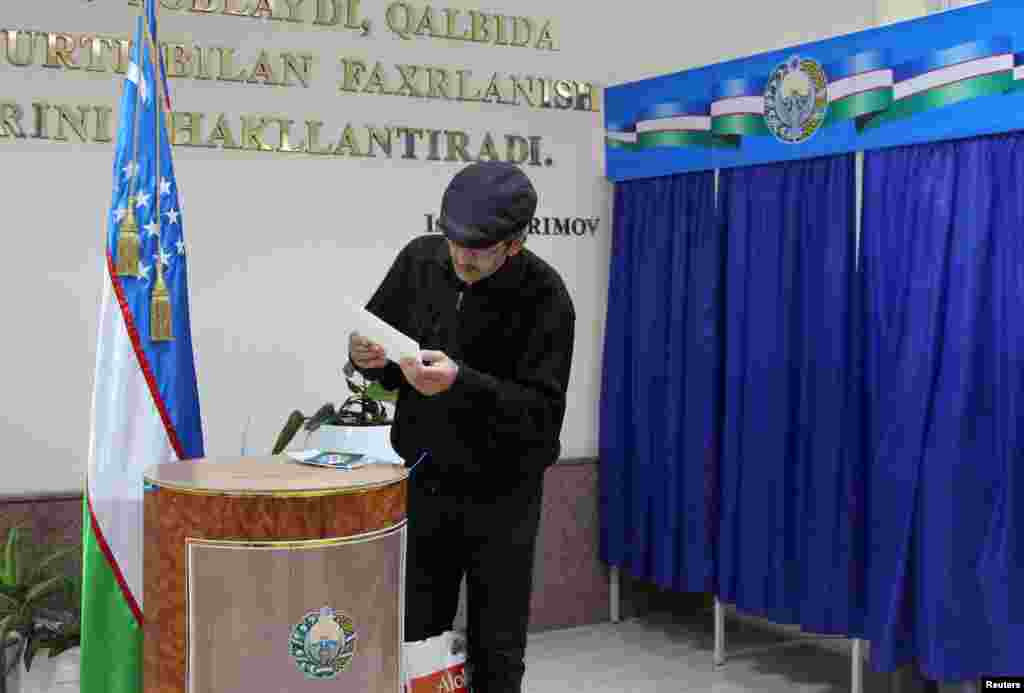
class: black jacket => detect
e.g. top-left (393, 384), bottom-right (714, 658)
top-left (355, 235), bottom-right (575, 489)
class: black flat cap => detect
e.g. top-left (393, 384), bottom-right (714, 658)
top-left (437, 162), bottom-right (538, 249)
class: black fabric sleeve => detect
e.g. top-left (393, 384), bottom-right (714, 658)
top-left (447, 287), bottom-right (575, 466)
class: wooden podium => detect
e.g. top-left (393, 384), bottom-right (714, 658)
top-left (142, 456), bottom-right (408, 693)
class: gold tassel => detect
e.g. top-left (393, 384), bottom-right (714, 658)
top-left (116, 198), bottom-right (141, 278)
top-left (150, 260), bottom-right (173, 342)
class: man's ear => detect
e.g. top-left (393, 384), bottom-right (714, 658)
top-left (506, 238), bottom-right (525, 257)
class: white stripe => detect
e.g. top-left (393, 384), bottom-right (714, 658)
top-left (894, 54), bottom-right (1012, 100)
top-left (126, 62), bottom-right (149, 104)
top-left (1015, 65), bottom-right (1024, 81)
top-left (711, 96), bottom-right (765, 117)
top-left (828, 70), bottom-right (894, 102)
top-left (88, 270), bottom-right (176, 609)
top-left (636, 115), bottom-right (711, 133)
top-left (606, 131), bottom-right (638, 143)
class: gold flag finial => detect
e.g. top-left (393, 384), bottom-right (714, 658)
top-left (150, 258), bottom-right (173, 342)
top-left (116, 198), bottom-right (141, 278)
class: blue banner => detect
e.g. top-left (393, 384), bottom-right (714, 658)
top-left (605, 0), bottom-right (1024, 181)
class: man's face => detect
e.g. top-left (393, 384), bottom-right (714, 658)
top-left (448, 238), bottom-right (522, 285)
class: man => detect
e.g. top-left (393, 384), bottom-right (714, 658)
top-left (348, 161), bottom-right (575, 693)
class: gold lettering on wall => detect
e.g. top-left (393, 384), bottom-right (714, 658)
top-left (206, 114), bottom-right (241, 149)
top-left (1, 2), bottom-right (598, 163)
top-left (125, 0), bottom-right (371, 32)
top-left (277, 0), bottom-right (306, 23)
top-left (82, 36), bottom-right (114, 73)
top-left (0, 98), bottom-right (558, 165)
top-left (0, 101), bottom-right (115, 143)
top-left (242, 116), bottom-right (275, 151)
top-left (0, 101), bottom-right (27, 139)
top-left (31, 102), bottom-right (51, 140)
top-left (0, 29), bottom-right (319, 89)
top-left (113, 38), bottom-right (133, 74)
top-left (54, 105), bottom-right (91, 142)
top-left (3, 30), bottom-right (34, 67)
top-left (164, 43), bottom-right (192, 78)
top-left (122, 0), bottom-right (555, 50)
top-left (0, 24), bottom-right (599, 111)
top-left (45, 34), bottom-right (81, 70)
top-left (93, 105), bottom-right (114, 142)
top-left (275, 118), bottom-right (306, 153)
top-left (303, 120), bottom-right (333, 155)
top-left (336, 60), bottom-right (597, 112)
top-left (367, 126), bottom-right (391, 157)
top-left (383, 2), bottom-right (556, 50)
top-left (281, 53), bottom-right (314, 87)
top-left (170, 111), bottom-right (208, 147)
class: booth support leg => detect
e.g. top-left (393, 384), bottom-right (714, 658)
top-left (851, 639), bottom-right (864, 693)
top-left (713, 598), bottom-right (725, 667)
top-left (610, 567), bottom-right (620, 623)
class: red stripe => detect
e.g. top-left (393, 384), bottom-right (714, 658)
top-left (639, 128), bottom-right (710, 134)
top-left (105, 250), bottom-right (187, 460)
top-left (896, 68), bottom-right (1010, 99)
top-left (832, 67), bottom-right (891, 81)
top-left (833, 86), bottom-right (890, 102)
top-left (87, 493), bottom-right (144, 626)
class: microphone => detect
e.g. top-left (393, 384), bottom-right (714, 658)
top-left (408, 451), bottom-right (430, 473)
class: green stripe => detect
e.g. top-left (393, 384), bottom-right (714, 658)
top-left (606, 137), bottom-right (640, 151)
top-left (712, 113), bottom-right (769, 137)
top-left (824, 88), bottom-right (893, 127)
top-left (80, 500), bottom-right (142, 693)
top-left (637, 130), bottom-right (740, 149)
top-left (1006, 78), bottom-right (1024, 94)
top-left (859, 71), bottom-right (1014, 131)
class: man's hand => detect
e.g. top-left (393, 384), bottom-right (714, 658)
top-left (349, 331), bottom-right (387, 369)
top-left (399, 350), bottom-right (459, 396)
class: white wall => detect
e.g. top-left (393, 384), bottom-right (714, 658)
top-left (879, 0), bottom-right (929, 22)
top-left (593, 2), bottom-right (879, 86)
top-left (2, 0), bottom-right (889, 494)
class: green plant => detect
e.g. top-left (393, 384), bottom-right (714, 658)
top-left (0, 527), bottom-right (80, 679)
top-left (271, 362), bottom-right (398, 454)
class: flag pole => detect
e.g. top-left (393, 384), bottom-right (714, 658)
top-left (129, 0), bottom-right (145, 198)
top-left (145, 0), bottom-right (173, 341)
top-left (114, 0), bottom-right (147, 279)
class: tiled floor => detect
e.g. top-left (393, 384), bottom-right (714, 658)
top-left (524, 611), bottom-right (908, 693)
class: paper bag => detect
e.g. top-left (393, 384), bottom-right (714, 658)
top-left (404, 630), bottom-right (470, 693)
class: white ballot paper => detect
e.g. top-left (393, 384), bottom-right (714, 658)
top-left (342, 298), bottom-right (421, 361)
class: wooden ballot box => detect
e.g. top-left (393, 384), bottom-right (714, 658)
top-left (142, 456), bottom-right (408, 693)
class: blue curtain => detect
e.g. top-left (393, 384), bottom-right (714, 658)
top-left (716, 155), bottom-right (865, 635)
top-left (861, 134), bottom-right (1024, 681)
top-left (599, 171), bottom-right (722, 593)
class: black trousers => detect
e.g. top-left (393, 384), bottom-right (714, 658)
top-left (405, 474), bottom-right (543, 693)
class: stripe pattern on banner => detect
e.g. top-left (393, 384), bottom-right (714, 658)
top-left (607, 37), bottom-right (1024, 150)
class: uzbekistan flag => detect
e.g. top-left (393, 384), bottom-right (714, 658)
top-left (824, 50), bottom-right (894, 128)
top-left (606, 100), bottom-right (740, 151)
top-left (711, 77), bottom-right (769, 138)
top-left (81, 1), bottom-right (204, 691)
top-left (858, 38), bottom-right (1015, 130)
